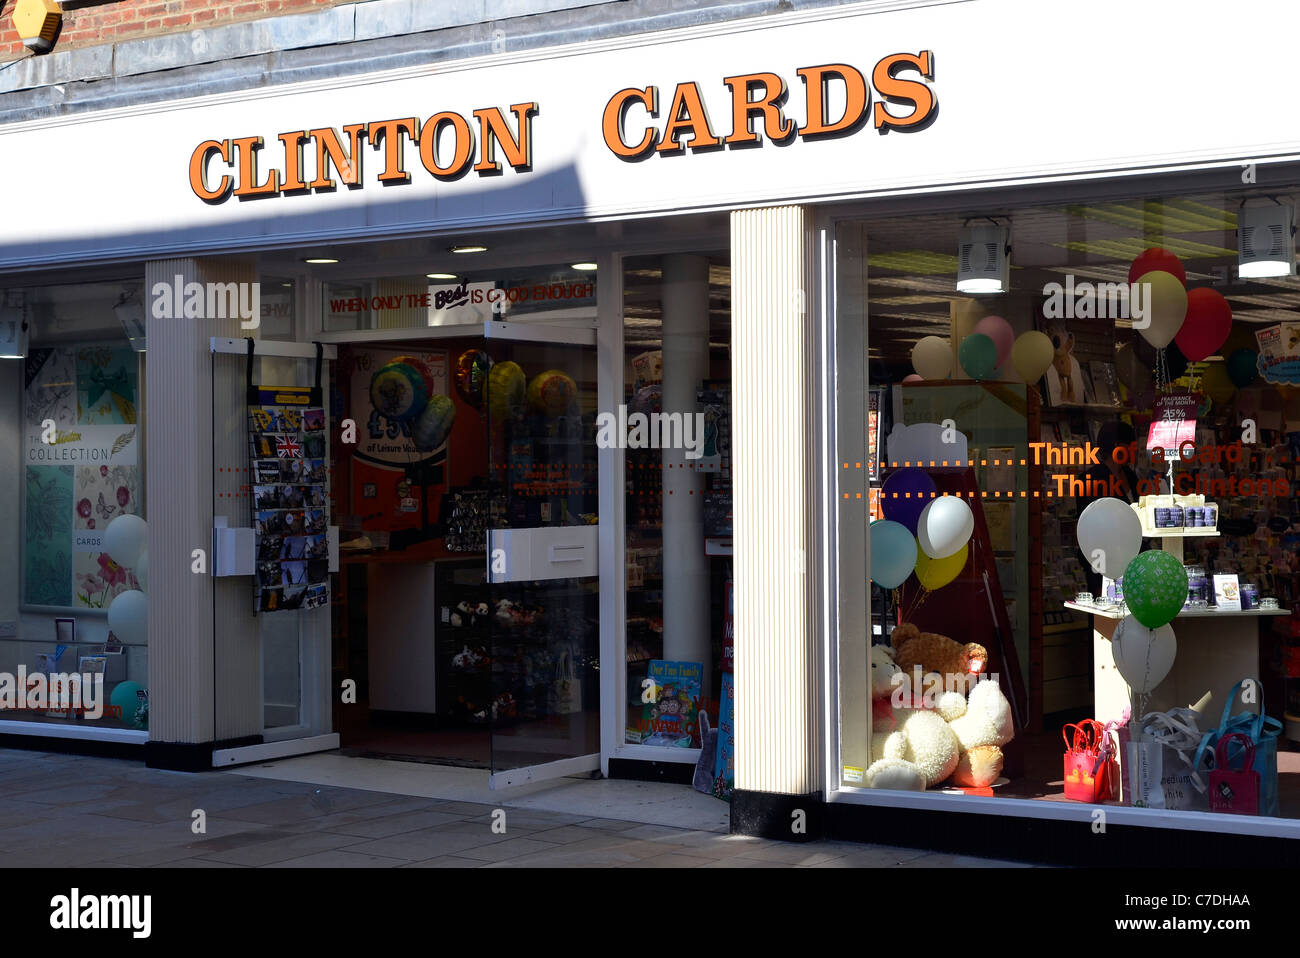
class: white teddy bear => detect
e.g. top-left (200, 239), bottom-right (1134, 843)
top-left (863, 644), bottom-right (1014, 791)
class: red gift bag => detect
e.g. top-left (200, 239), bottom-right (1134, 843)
top-left (1209, 732), bottom-right (1260, 816)
top-left (1063, 720), bottom-right (1117, 803)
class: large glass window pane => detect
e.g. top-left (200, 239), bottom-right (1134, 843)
top-left (2, 281), bottom-right (148, 730)
top-left (837, 187), bottom-right (1300, 820)
top-left (622, 255), bottom-right (732, 753)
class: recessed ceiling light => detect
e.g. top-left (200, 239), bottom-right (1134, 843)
top-left (427, 273), bottom-right (458, 280)
top-left (302, 258), bottom-right (339, 264)
top-left (572, 262), bottom-right (598, 271)
top-left (450, 245), bottom-right (488, 254)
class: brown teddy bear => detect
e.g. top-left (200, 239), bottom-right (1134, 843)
top-left (890, 622), bottom-right (988, 687)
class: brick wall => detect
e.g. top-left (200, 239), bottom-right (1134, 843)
top-left (0, 0), bottom-right (350, 61)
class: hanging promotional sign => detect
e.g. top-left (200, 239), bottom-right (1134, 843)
top-left (1256, 323), bottom-right (1300, 385)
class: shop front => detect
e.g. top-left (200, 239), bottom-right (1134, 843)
top-left (4, 0), bottom-right (1300, 859)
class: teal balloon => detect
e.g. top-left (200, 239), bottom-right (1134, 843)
top-left (1123, 551), bottom-right (1188, 629)
top-left (1227, 349), bottom-right (1259, 388)
top-left (110, 681), bottom-right (144, 720)
top-left (870, 520), bottom-right (918, 590)
top-left (959, 333), bottom-right (999, 381)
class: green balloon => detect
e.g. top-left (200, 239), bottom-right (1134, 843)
top-left (1226, 349), bottom-right (1259, 389)
top-left (1123, 551), bottom-right (1187, 629)
top-left (959, 333), bottom-right (999, 381)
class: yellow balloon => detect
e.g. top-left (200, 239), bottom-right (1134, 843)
top-left (912, 336), bottom-right (953, 380)
top-left (914, 542), bottom-right (969, 591)
top-left (1201, 362), bottom-right (1235, 406)
top-left (1011, 330), bottom-right (1053, 383)
top-left (1136, 270), bottom-right (1187, 349)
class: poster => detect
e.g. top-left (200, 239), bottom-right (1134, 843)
top-left (23, 345), bottom-right (141, 609)
top-left (1256, 323), bottom-right (1300, 385)
top-left (867, 387), bottom-right (882, 481)
top-left (639, 660), bottom-right (702, 748)
top-left (249, 388), bottom-right (330, 613)
top-left (1147, 393), bottom-right (1198, 457)
top-left (348, 347), bottom-right (450, 528)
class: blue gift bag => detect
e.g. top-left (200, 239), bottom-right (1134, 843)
top-left (1194, 680), bottom-right (1282, 818)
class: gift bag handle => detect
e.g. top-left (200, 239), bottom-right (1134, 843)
top-left (1215, 732), bottom-right (1256, 773)
top-left (1216, 679), bottom-right (1266, 739)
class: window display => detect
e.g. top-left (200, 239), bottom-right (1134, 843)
top-left (837, 185), bottom-right (1300, 822)
top-left (1, 281), bottom-right (148, 731)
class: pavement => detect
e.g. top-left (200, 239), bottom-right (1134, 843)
top-left (0, 749), bottom-right (1035, 867)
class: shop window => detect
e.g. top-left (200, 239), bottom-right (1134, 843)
top-left (2, 280), bottom-right (148, 731)
top-left (836, 187), bottom-right (1300, 822)
top-left (622, 255), bottom-right (732, 764)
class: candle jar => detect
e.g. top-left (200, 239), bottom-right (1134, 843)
top-left (1241, 583), bottom-right (1259, 610)
top-left (1261, 597), bottom-right (1280, 611)
top-left (1185, 565), bottom-right (1208, 608)
top-left (1075, 592), bottom-right (1094, 606)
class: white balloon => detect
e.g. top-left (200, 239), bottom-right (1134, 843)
top-left (104, 514), bottom-right (148, 568)
top-left (916, 496), bottom-right (974, 560)
top-left (911, 336), bottom-right (953, 380)
top-left (107, 589), bottom-right (148, 645)
top-left (1076, 497), bottom-right (1144, 578)
top-left (135, 551), bottom-right (148, 594)
top-left (1112, 615), bottom-right (1176, 694)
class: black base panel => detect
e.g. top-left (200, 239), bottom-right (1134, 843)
top-left (608, 757), bottom-right (697, 786)
top-left (731, 789), bottom-right (824, 842)
top-left (144, 741), bottom-right (214, 772)
top-left (0, 732), bottom-right (144, 762)
top-left (825, 799), bottom-right (1300, 866)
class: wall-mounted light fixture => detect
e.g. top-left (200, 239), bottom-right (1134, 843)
top-left (114, 287), bottom-right (146, 352)
top-left (1238, 201), bottom-right (1296, 279)
top-left (956, 221), bottom-right (1010, 294)
top-left (0, 300), bottom-right (28, 359)
top-left (13, 0), bottom-right (62, 52)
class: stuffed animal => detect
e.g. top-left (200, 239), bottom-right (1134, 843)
top-left (890, 623), bottom-right (988, 688)
top-left (865, 643), bottom-right (1014, 791)
top-left (865, 645), bottom-right (958, 789)
top-left (945, 678), bottom-right (1015, 787)
top-left (1044, 322), bottom-right (1084, 404)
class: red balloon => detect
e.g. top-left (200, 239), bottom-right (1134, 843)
top-left (1129, 248), bottom-right (1186, 286)
top-left (1174, 287), bottom-right (1233, 362)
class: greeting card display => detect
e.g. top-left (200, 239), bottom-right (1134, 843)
top-left (249, 395), bottom-right (329, 613)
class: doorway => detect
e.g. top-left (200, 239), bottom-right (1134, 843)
top-left (329, 325), bottom-right (600, 785)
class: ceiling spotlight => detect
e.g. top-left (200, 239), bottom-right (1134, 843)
top-left (571, 262), bottom-right (598, 271)
top-left (956, 223), bottom-right (1010, 294)
top-left (1238, 203), bottom-right (1296, 279)
top-left (427, 273), bottom-right (458, 280)
top-left (302, 257), bottom-right (339, 265)
top-left (450, 245), bottom-right (488, 254)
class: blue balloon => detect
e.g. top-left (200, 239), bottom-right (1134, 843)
top-left (881, 468), bottom-right (938, 534)
top-left (870, 520), bottom-right (918, 590)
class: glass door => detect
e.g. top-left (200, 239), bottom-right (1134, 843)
top-left (482, 332), bottom-right (600, 787)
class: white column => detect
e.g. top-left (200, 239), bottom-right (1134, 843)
top-left (146, 258), bottom-right (260, 756)
top-left (731, 206), bottom-right (820, 796)
top-left (660, 254), bottom-right (711, 693)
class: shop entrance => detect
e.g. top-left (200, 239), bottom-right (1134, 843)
top-left (330, 323), bottom-right (600, 786)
